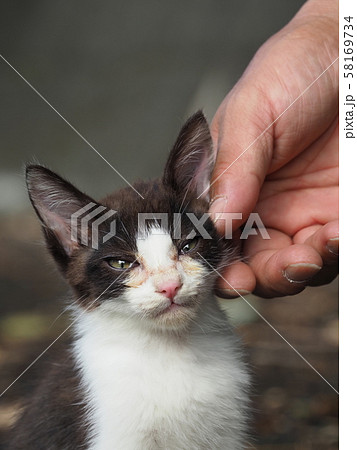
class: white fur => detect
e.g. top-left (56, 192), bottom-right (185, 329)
top-left (72, 230), bottom-right (250, 449)
top-left (136, 227), bottom-right (174, 271)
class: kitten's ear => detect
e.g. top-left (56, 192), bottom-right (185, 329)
top-left (163, 110), bottom-right (214, 200)
top-left (26, 165), bottom-right (98, 272)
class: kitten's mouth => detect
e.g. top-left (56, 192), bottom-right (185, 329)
top-left (155, 299), bottom-right (196, 317)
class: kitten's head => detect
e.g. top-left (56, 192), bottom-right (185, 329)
top-left (27, 111), bottom-right (233, 331)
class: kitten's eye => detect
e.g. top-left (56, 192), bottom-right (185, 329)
top-left (107, 259), bottom-right (138, 270)
top-left (180, 238), bottom-right (199, 255)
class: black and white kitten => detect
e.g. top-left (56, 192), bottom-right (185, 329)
top-left (9, 111), bottom-right (250, 449)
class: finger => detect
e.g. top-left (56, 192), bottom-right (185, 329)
top-left (215, 261), bottom-right (256, 299)
top-left (292, 224), bottom-right (322, 243)
top-left (244, 228), bottom-right (293, 255)
top-left (296, 220), bottom-right (339, 287)
top-left (294, 220), bottom-right (339, 264)
top-left (249, 244), bottom-right (323, 298)
top-left (214, 228), bottom-right (290, 298)
top-left (208, 91), bottom-right (274, 234)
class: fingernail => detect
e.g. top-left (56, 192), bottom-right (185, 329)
top-left (326, 237), bottom-right (339, 256)
top-left (283, 263), bottom-right (322, 283)
top-left (209, 195), bottom-right (227, 224)
top-left (216, 288), bottom-right (251, 299)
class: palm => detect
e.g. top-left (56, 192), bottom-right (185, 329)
top-left (257, 119), bottom-right (338, 236)
top-left (241, 119), bottom-right (338, 297)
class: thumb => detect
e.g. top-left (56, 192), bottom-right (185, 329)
top-left (209, 89), bottom-right (274, 235)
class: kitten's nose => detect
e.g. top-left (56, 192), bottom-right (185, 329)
top-left (157, 281), bottom-right (182, 301)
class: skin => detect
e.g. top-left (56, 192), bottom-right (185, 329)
top-left (209, 0), bottom-right (338, 298)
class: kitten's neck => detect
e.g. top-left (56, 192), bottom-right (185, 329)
top-left (71, 291), bottom-right (248, 450)
top-left (72, 292), bottom-right (229, 346)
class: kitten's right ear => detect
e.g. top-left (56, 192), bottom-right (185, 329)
top-left (163, 111), bottom-right (214, 201)
top-left (26, 165), bottom-right (98, 272)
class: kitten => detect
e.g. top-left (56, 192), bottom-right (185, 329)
top-left (8, 111), bottom-right (250, 449)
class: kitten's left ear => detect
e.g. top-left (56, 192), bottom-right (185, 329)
top-left (163, 110), bottom-right (214, 201)
top-left (26, 165), bottom-right (102, 273)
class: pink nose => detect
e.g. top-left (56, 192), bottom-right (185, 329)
top-left (157, 281), bottom-right (182, 300)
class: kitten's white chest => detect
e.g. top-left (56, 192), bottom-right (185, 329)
top-left (74, 309), bottom-right (249, 450)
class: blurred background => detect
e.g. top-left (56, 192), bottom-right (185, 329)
top-left (0, 1), bottom-right (338, 448)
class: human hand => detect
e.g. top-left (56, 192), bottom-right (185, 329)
top-left (209, 0), bottom-right (338, 298)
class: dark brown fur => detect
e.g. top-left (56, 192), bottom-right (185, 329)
top-left (6, 350), bottom-right (88, 450)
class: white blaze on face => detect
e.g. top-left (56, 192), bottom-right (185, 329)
top-left (133, 227), bottom-right (181, 302)
top-left (136, 227), bottom-right (176, 272)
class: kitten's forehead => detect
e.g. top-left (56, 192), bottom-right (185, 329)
top-left (136, 227), bottom-right (176, 270)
